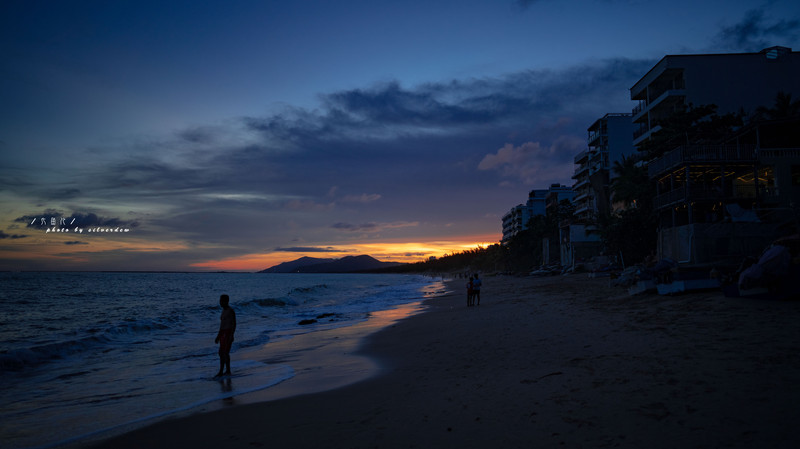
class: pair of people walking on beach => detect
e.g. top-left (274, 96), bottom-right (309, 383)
top-left (466, 274), bottom-right (481, 306)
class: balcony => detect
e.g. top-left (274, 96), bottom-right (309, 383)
top-left (574, 150), bottom-right (588, 164)
top-left (574, 205), bottom-right (590, 216)
top-left (632, 87), bottom-right (686, 123)
top-left (633, 125), bottom-right (661, 146)
top-left (632, 100), bottom-right (645, 117)
top-left (574, 191), bottom-right (589, 202)
top-left (587, 130), bottom-right (604, 146)
top-left (648, 144), bottom-right (758, 178)
top-left (653, 184), bottom-right (768, 210)
top-left (573, 178), bottom-right (590, 190)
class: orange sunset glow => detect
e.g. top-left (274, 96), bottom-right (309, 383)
top-left (190, 234), bottom-right (502, 272)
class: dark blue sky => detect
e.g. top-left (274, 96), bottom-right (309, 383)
top-left (2, 0), bottom-right (799, 270)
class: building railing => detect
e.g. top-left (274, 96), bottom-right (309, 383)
top-left (573, 178), bottom-right (590, 190)
top-left (758, 148), bottom-right (800, 158)
top-left (587, 131), bottom-right (604, 145)
top-left (632, 101), bottom-right (645, 116)
top-left (648, 144), bottom-right (757, 177)
top-left (574, 191), bottom-right (589, 202)
top-left (633, 125), bottom-right (650, 140)
top-left (648, 88), bottom-right (686, 109)
top-left (653, 183), bottom-right (774, 210)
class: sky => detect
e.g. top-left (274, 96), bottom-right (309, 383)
top-left (1, 0), bottom-right (799, 271)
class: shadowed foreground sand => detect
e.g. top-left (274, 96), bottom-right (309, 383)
top-left (87, 275), bottom-right (800, 449)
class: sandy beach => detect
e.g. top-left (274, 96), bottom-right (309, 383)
top-left (87, 274), bottom-right (800, 449)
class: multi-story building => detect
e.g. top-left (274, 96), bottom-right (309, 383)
top-left (572, 113), bottom-right (635, 221)
top-left (501, 184), bottom-right (574, 244)
top-left (501, 204), bottom-right (534, 245)
top-left (632, 47), bottom-right (800, 266)
top-left (564, 114), bottom-right (635, 267)
top-left (545, 184), bottom-right (575, 212)
top-left (647, 118), bottom-right (800, 265)
top-left (631, 46), bottom-right (800, 147)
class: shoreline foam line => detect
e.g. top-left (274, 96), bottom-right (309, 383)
top-left (83, 284), bottom-right (453, 449)
top-left (43, 365), bottom-right (295, 449)
top-left (230, 299), bottom-right (431, 406)
top-left (228, 281), bottom-right (454, 406)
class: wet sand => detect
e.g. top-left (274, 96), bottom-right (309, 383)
top-left (87, 274), bottom-right (800, 448)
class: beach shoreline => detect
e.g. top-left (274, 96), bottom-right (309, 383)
top-left (64, 290), bottom-right (438, 449)
top-left (86, 274), bottom-right (800, 449)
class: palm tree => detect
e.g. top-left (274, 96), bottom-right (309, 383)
top-left (610, 155), bottom-right (650, 209)
top-left (754, 91), bottom-right (800, 121)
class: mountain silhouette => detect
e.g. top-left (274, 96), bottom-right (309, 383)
top-left (259, 255), bottom-right (402, 273)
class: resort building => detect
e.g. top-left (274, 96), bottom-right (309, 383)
top-left (563, 114), bottom-right (634, 268)
top-left (632, 47), bottom-right (800, 266)
top-left (572, 113), bottom-right (636, 222)
top-left (545, 184), bottom-right (576, 212)
top-left (631, 46), bottom-right (800, 148)
top-left (501, 203), bottom-right (535, 245)
top-left (502, 184), bottom-right (575, 245)
top-left (648, 118), bottom-right (800, 265)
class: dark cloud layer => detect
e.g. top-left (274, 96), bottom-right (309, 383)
top-left (274, 247), bottom-right (339, 253)
top-left (0, 230), bottom-right (27, 239)
top-left (714, 7), bottom-right (800, 52)
top-left (3, 57), bottom-right (656, 270)
top-left (70, 58), bottom-right (654, 222)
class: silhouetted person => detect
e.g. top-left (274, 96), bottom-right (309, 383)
top-left (472, 274), bottom-right (482, 306)
top-left (214, 294), bottom-right (236, 378)
top-left (466, 275), bottom-right (474, 306)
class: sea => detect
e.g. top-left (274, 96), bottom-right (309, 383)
top-left (0, 271), bottom-right (447, 449)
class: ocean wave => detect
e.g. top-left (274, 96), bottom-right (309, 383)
top-left (288, 284), bottom-right (328, 295)
top-left (232, 329), bottom-right (272, 349)
top-left (234, 297), bottom-right (298, 311)
top-left (105, 320), bottom-right (170, 335)
top-left (253, 297), bottom-right (295, 307)
top-left (0, 336), bottom-right (104, 372)
top-left (0, 319), bottom-right (170, 373)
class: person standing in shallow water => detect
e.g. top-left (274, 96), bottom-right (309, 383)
top-left (214, 294), bottom-right (236, 378)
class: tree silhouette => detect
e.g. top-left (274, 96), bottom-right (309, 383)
top-left (637, 103), bottom-right (743, 161)
top-left (601, 155), bottom-right (657, 264)
top-left (610, 155), bottom-right (652, 209)
top-left (753, 91), bottom-right (800, 121)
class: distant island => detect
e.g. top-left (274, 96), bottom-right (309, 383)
top-left (259, 255), bottom-right (404, 273)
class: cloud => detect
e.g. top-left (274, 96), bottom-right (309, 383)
top-left (713, 8), bottom-right (800, 52)
top-left (341, 193), bottom-right (381, 203)
top-left (64, 241), bottom-right (88, 245)
top-left (331, 221), bottom-right (419, 233)
top-left (274, 246), bottom-right (340, 252)
top-left (179, 126), bottom-right (219, 144)
top-left (1, 57), bottom-right (655, 270)
top-left (478, 136), bottom-right (582, 185)
top-left (515, 0), bottom-right (541, 11)
top-left (331, 222), bottom-right (379, 232)
top-left (241, 58), bottom-right (651, 149)
top-left (403, 252), bottom-right (429, 257)
top-left (321, 81), bottom-right (497, 129)
top-left (0, 230), bottom-right (27, 239)
top-left (283, 199), bottom-right (335, 211)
